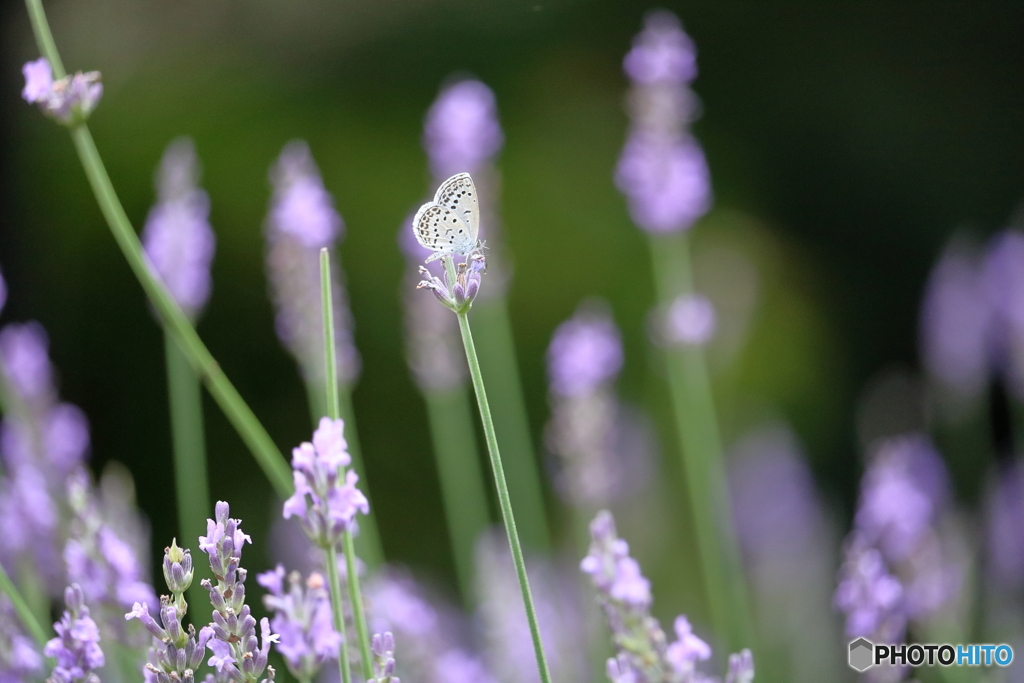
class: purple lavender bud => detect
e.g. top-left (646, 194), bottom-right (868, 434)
top-left (985, 462), bottom-right (1024, 590)
top-left (665, 293), bottom-right (716, 345)
top-left (142, 138), bottom-right (216, 320)
top-left (855, 435), bottom-right (948, 563)
top-left (725, 649), bottom-right (754, 683)
top-left (547, 305), bottom-right (623, 398)
top-left (282, 418), bottom-right (368, 548)
top-left (605, 654), bottom-right (637, 683)
top-left (257, 566), bottom-right (339, 680)
top-left (367, 630), bottom-right (399, 683)
top-left (623, 12), bottom-right (697, 85)
top-left (21, 58), bottom-right (103, 126)
top-left (162, 539), bottom-right (193, 597)
top-left (665, 616), bottom-right (711, 675)
top-left (44, 403), bottom-right (91, 478)
top-left (45, 584), bottom-right (105, 683)
top-left (22, 58), bottom-right (53, 102)
top-left (266, 142), bottom-right (360, 388)
top-left (0, 321), bottom-right (54, 404)
top-left (423, 80), bottom-right (504, 179)
top-left (615, 135), bottom-right (711, 235)
top-left (834, 539), bottom-right (905, 641)
top-left (919, 239), bottom-right (991, 400)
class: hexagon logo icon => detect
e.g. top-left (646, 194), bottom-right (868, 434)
top-left (848, 638), bottom-right (874, 672)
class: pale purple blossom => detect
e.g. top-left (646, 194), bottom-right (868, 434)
top-left (985, 462), bottom-right (1024, 590)
top-left (45, 584), bottom-right (104, 683)
top-left (282, 417), bottom-right (369, 548)
top-left (257, 566), bottom-right (339, 680)
top-left (664, 616), bottom-right (711, 676)
top-left (581, 510), bottom-right (750, 682)
top-left (547, 306), bottom-right (623, 397)
top-left (615, 135), bottom-right (711, 234)
top-left (265, 142), bottom-right (360, 387)
top-left (665, 293), bottom-right (716, 345)
top-left (368, 632), bottom-right (400, 683)
top-left (617, 12), bottom-right (711, 235)
top-left (623, 12), bottom-right (697, 85)
top-left (834, 540), bottom-right (905, 641)
top-left (142, 138), bottom-right (216, 320)
top-left (0, 321), bottom-right (54, 404)
top-left (725, 650), bottom-right (755, 683)
top-left (982, 230), bottom-right (1024, 398)
top-left (21, 58), bottom-right (102, 126)
top-left (423, 80), bottom-right (504, 179)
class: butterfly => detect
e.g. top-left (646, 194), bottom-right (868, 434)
top-left (413, 173), bottom-right (480, 263)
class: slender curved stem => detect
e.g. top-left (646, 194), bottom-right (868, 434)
top-left (444, 257), bottom-right (552, 683)
top-left (0, 561), bottom-right (48, 648)
top-left (325, 545), bottom-right (353, 683)
top-left (22, 0), bottom-right (293, 499)
top-left (321, 249), bottom-right (373, 678)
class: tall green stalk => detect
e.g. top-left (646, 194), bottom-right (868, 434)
top-left (0, 561), bottom-right (48, 648)
top-left (321, 250), bottom-right (373, 679)
top-left (325, 544), bottom-right (353, 683)
top-left (163, 331), bottom-right (213, 623)
top-left (23, 0), bottom-right (293, 499)
top-left (422, 385), bottom-right (491, 605)
top-left (470, 297), bottom-right (550, 551)
top-left (443, 256), bottom-right (552, 683)
top-left (647, 231), bottom-right (750, 653)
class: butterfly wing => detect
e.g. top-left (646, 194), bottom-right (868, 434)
top-left (433, 173), bottom-right (479, 242)
top-left (413, 201), bottom-right (474, 257)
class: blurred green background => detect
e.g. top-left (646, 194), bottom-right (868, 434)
top-left (1, 0), bottom-right (1023, 646)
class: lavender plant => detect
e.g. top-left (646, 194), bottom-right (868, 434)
top-left (0, 593), bottom-right (44, 682)
top-left (126, 541), bottom-right (213, 683)
top-left (266, 143), bottom-right (383, 570)
top-left (199, 501), bottom-right (277, 683)
top-left (141, 138), bottom-right (215, 619)
top-left (257, 566), bottom-right (340, 683)
top-left (412, 172), bottom-right (553, 683)
top-left (422, 79), bottom-right (549, 553)
top-left (581, 510), bottom-right (754, 682)
top-left (615, 10), bottom-right (749, 651)
top-left (366, 632), bottom-right (400, 683)
top-left (45, 584), bottom-right (105, 683)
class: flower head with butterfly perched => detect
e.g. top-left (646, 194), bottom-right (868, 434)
top-left (414, 173), bottom-right (487, 313)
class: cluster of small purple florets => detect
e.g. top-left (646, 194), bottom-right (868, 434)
top-left (257, 565), bottom-right (340, 681)
top-left (283, 417), bottom-right (369, 549)
top-left (581, 511), bottom-right (753, 683)
top-left (45, 584), bottom-right (105, 683)
top-left (21, 58), bottom-right (102, 126)
top-left (200, 502), bottom-right (278, 683)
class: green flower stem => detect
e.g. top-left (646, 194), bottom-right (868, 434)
top-left (647, 231), bottom-right (750, 653)
top-left (423, 385), bottom-right (491, 605)
top-left (444, 257), bottom-right (552, 683)
top-left (163, 330), bottom-right (213, 624)
top-left (321, 249), bottom-right (373, 679)
top-left (325, 544), bottom-right (353, 683)
top-left (0, 560), bottom-right (49, 648)
top-left (470, 296), bottom-right (550, 551)
top-left (23, 0), bottom-right (293, 499)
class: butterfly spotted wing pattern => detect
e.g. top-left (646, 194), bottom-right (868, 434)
top-left (433, 173), bottom-right (480, 240)
top-left (413, 173), bottom-right (480, 261)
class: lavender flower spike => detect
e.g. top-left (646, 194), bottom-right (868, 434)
top-left (615, 12), bottom-right (711, 234)
top-left (45, 584), bottom-right (104, 683)
top-left (282, 417), bottom-right (369, 549)
top-left (126, 542), bottom-right (213, 683)
top-left (142, 138), bottom-right (216, 320)
top-left (257, 566), bottom-right (340, 681)
top-left (366, 632), bottom-right (400, 683)
top-left (21, 57), bottom-right (103, 126)
top-left (582, 510), bottom-right (754, 682)
top-left (423, 80), bottom-right (504, 179)
top-left (200, 502), bottom-right (277, 683)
